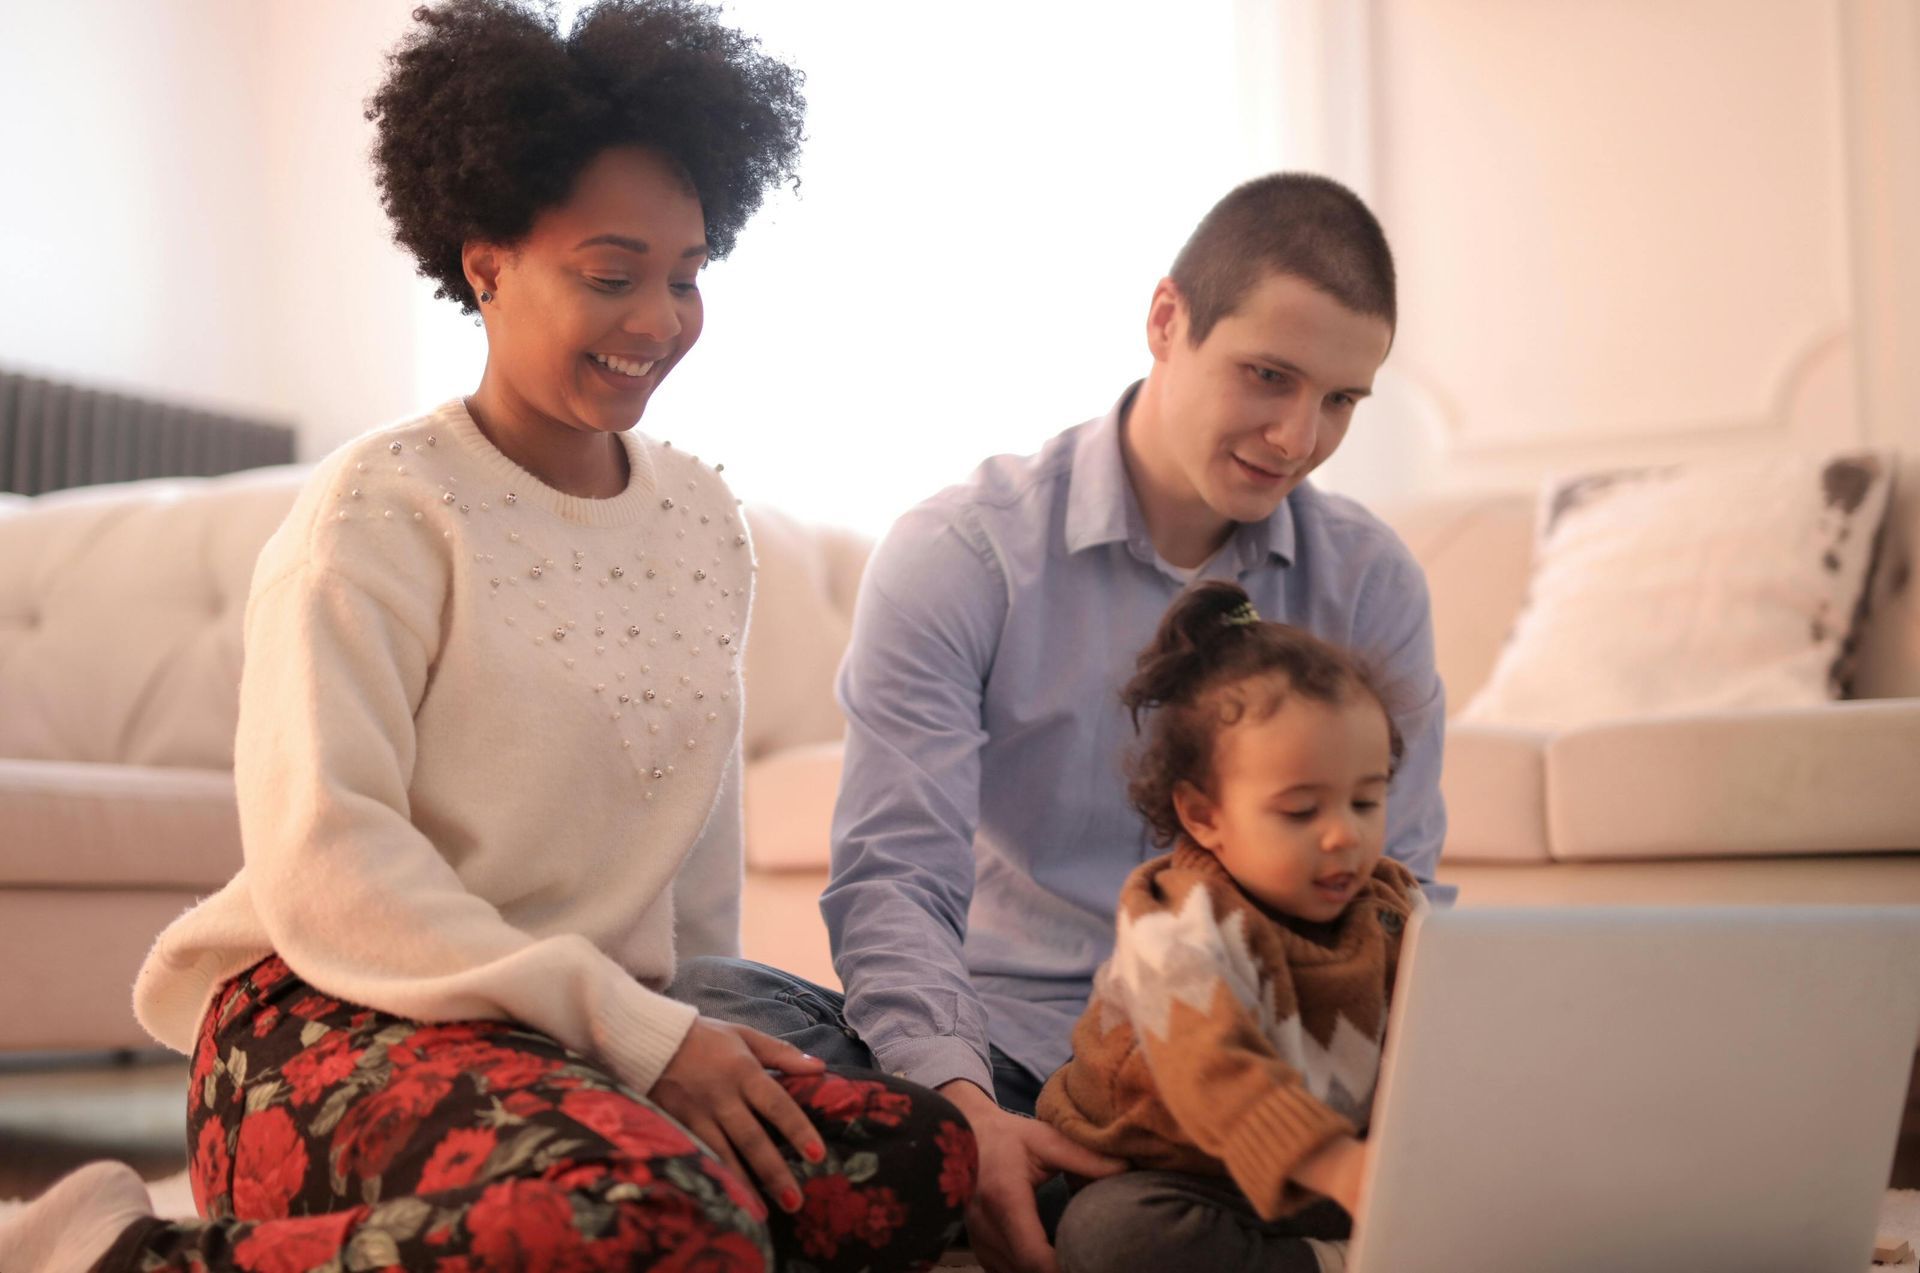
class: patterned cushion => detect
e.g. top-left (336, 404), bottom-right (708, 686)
top-left (1461, 451), bottom-right (1897, 728)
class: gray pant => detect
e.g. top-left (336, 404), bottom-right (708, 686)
top-left (1055, 1171), bottom-right (1351, 1273)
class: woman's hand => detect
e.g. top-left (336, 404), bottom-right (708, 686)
top-left (650, 1018), bottom-right (829, 1212)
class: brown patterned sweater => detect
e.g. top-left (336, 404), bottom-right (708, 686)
top-left (1036, 845), bottom-right (1425, 1220)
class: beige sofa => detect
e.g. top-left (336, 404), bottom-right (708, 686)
top-left (4, 466), bottom-right (1918, 1057)
top-left (0, 467), bottom-right (864, 1052)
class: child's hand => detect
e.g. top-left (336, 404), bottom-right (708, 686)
top-left (1291, 1134), bottom-right (1370, 1219)
top-left (649, 1018), bottom-right (828, 1213)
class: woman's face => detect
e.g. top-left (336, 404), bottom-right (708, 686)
top-left (471, 145), bottom-right (708, 435)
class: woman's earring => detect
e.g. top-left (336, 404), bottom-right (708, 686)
top-left (478, 290), bottom-right (493, 303)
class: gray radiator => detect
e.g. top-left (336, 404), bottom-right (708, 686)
top-left (0, 369), bottom-right (296, 495)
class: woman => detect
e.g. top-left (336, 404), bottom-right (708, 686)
top-left (0, 3), bottom-right (973, 1270)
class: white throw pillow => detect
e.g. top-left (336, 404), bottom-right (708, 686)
top-left (1460, 451), bottom-right (1896, 729)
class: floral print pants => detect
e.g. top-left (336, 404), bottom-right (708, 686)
top-left (98, 956), bottom-right (976, 1272)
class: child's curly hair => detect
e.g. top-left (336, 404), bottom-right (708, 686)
top-left (1121, 580), bottom-right (1405, 848)
top-left (366, 0), bottom-right (806, 313)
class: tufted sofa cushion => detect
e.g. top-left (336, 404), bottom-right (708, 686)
top-left (0, 467), bottom-right (308, 768)
top-left (0, 468), bottom-right (871, 776)
top-left (0, 759), bottom-right (240, 889)
top-left (738, 504), bottom-right (871, 763)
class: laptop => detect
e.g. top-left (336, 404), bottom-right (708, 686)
top-left (1349, 906), bottom-right (1920, 1273)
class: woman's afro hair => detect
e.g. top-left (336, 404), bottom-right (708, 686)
top-left (366, 0), bottom-right (805, 313)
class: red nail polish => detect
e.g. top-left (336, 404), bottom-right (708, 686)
top-left (782, 1188), bottom-right (803, 1211)
top-left (806, 1142), bottom-right (826, 1163)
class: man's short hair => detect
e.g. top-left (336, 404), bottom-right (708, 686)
top-left (1169, 173), bottom-right (1396, 345)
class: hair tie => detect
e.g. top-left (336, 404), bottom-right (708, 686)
top-left (1222, 601), bottom-right (1260, 628)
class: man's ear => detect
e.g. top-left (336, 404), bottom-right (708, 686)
top-left (1145, 277), bottom-right (1188, 363)
top-left (461, 241), bottom-right (505, 307)
top-left (1172, 778), bottom-right (1224, 854)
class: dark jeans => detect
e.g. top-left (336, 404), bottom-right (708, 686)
top-left (670, 956), bottom-right (1073, 1236)
top-left (667, 956), bottom-right (1045, 1115)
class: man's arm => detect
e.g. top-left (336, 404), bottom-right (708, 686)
top-left (820, 504), bottom-right (1005, 1094)
top-left (1355, 541), bottom-right (1454, 903)
top-left (824, 502), bottom-right (1132, 1273)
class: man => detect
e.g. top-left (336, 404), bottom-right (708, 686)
top-left (673, 173), bottom-right (1449, 1273)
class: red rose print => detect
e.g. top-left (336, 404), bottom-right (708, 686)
top-left (281, 1031), bottom-right (362, 1107)
top-left (653, 1228), bottom-right (768, 1273)
top-left (233, 1107), bottom-right (310, 1218)
top-left (190, 1120), bottom-right (231, 1215)
top-left (417, 1126), bottom-right (498, 1194)
top-left (545, 1162), bottom-right (615, 1195)
top-left (596, 1190), bottom-right (765, 1272)
top-left (388, 1037), bottom-right (497, 1075)
top-left (481, 1048), bottom-right (562, 1092)
top-left (853, 1185), bottom-right (907, 1247)
top-left (696, 1152), bottom-right (766, 1219)
top-left (788, 1073), bottom-right (913, 1128)
top-left (936, 1119), bottom-right (977, 1208)
top-left (558, 1089), bottom-right (699, 1161)
top-left (501, 1090), bottom-right (554, 1119)
top-left (794, 1174), bottom-right (866, 1261)
top-left (384, 1021), bottom-right (490, 1067)
top-left (466, 1179), bottom-right (587, 1270)
top-left (251, 1005), bottom-right (281, 1039)
top-left (331, 1071), bottom-right (453, 1183)
top-left (249, 958), bottom-right (291, 992)
top-left (231, 1209), bottom-right (356, 1273)
top-left (190, 1035), bottom-right (219, 1114)
top-left (289, 994), bottom-right (341, 1021)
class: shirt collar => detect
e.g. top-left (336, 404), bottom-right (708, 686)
top-left (1064, 382), bottom-right (1298, 570)
top-left (1063, 384), bottom-right (1145, 556)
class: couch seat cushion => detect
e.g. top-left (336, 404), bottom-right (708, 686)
top-left (1546, 699), bottom-right (1920, 860)
top-left (0, 758), bottom-right (241, 889)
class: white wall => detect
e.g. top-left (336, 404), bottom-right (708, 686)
top-left (253, 2), bottom-right (432, 455)
top-left (1279, 0), bottom-right (1920, 508)
top-left (0, 1), bottom-right (278, 417)
top-left (0, 1), bottom-right (443, 456)
top-left (12, 1), bottom-right (1910, 505)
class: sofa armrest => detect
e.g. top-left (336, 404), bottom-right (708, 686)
top-left (1547, 699), bottom-right (1920, 861)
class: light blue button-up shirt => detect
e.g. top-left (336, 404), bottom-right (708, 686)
top-left (822, 385), bottom-right (1451, 1098)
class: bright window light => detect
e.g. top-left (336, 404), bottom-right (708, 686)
top-left (418, 1), bottom-right (1262, 537)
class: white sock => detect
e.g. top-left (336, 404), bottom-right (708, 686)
top-left (1305, 1236), bottom-right (1350, 1273)
top-left (0, 1161), bottom-right (154, 1273)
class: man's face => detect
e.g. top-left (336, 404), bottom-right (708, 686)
top-left (1148, 271), bottom-right (1393, 524)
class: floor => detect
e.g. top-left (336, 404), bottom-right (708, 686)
top-left (0, 1051), bottom-right (188, 1201)
top-left (4, 1048), bottom-right (1918, 1205)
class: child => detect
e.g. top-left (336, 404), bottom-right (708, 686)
top-left (1037, 579), bottom-right (1428, 1273)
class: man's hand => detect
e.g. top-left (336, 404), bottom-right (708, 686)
top-left (939, 1079), bottom-right (1125, 1273)
top-left (651, 1018), bottom-right (828, 1213)
top-left (1290, 1134), bottom-right (1370, 1220)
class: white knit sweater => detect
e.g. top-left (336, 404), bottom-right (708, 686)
top-left (133, 398), bottom-right (755, 1095)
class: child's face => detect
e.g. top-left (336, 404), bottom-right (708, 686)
top-left (1173, 687), bottom-right (1392, 923)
